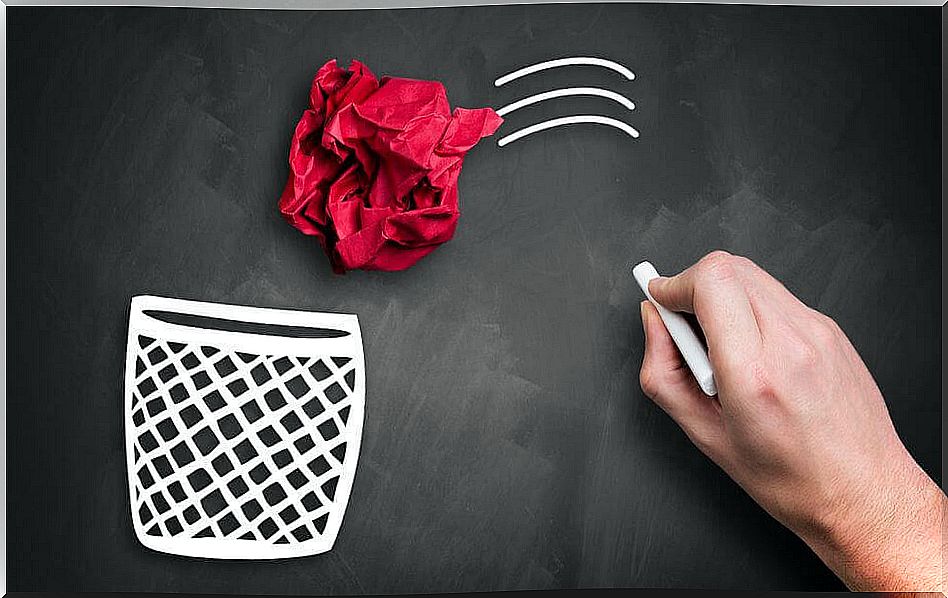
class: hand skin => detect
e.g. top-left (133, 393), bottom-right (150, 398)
top-left (638, 251), bottom-right (946, 593)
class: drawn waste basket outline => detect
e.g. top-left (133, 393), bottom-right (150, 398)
top-left (124, 296), bottom-right (364, 559)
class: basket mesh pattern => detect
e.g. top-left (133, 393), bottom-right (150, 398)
top-left (128, 334), bottom-right (356, 546)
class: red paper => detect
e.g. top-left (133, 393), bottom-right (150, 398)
top-left (279, 59), bottom-right (503, 272)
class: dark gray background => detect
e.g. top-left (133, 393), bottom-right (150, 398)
top-left (7, 4), bottom-right (941, 593)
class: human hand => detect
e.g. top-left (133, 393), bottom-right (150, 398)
top-left (638, 251), bottom-right (945, 592)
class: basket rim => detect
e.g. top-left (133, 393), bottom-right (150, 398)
top-left (129, 295), bottom-right (363, 357)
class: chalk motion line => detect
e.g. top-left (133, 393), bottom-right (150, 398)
top-left (496, 87), bottom-right (635, 117)
top-left (494, 57), bottom-right (636, 87)
top-left (497, 115), bottom-right (640, 147)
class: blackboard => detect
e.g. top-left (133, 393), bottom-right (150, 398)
top-left (7, 3), bottom-right (941, 593)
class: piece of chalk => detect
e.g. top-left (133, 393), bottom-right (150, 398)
top-left (633, 261), bottom-right (717, 396)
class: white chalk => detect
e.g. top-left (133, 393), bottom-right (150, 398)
top-left (495, 87), bottom-right (636, 117)
top-left (493, 57), bottom-right (635, 87)
top-left (497, 115), bottom-right (639, 147)
top-left (633, 261), bottom-right (717, 396)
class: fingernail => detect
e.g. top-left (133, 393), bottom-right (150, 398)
top-left (640, 301), bottom-right (649, 331)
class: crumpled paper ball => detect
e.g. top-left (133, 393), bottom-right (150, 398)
top-left (279, 59), bottom-right (503, 272)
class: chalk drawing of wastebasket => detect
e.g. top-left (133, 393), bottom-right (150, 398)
top-left (124, 296), bottom-right (364, 559)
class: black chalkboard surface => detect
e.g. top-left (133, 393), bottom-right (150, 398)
top-left (7, 3), bottom-right (941, 593)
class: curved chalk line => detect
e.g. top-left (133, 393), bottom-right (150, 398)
top-left (496, 115), bottom-right (640, 147)
top-left (494, 57), bottom-right (636, 87)
top-left (496, 87), bottom-right (635, 117)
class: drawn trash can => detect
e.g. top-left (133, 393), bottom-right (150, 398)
top-left (124, 296), bottom-right (364, 559)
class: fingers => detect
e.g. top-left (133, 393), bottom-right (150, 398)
top-left (639, 301), bottom-right (724, 456)
top-left (728, 255), bottom-right (811, 318)
top-left (648, 251), bottom-right (763, 370)
top-left (686, 254), bottom-right (814, 342)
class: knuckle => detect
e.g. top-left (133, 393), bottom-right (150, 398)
top-left (809, 311), bottom-right (842, 344)
top-left (747, 361), bottom-right (778, 401)
top-left (700, 250), bottom-right (733, 268)
top-left (790, 339), bottom-right (821, 368)
top-left (732, 255), bottom-right (762, 274)
top-left (824, 314), bottom-right (844, 337)
top-left (696, 251), bottom-right (738, 284)
top-left (779, 324), bottom-right (821, 368)
top-left (639, 365), bottom-right (661, 399)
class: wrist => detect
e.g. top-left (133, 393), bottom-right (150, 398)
top-left (804, 453), bottom-right (944, 592)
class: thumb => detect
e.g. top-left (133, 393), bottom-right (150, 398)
top-left (639, 301), bottom-right (724, 456)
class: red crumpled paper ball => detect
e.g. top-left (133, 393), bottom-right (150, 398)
top-left (279, 59), bottom-right (503, 273)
